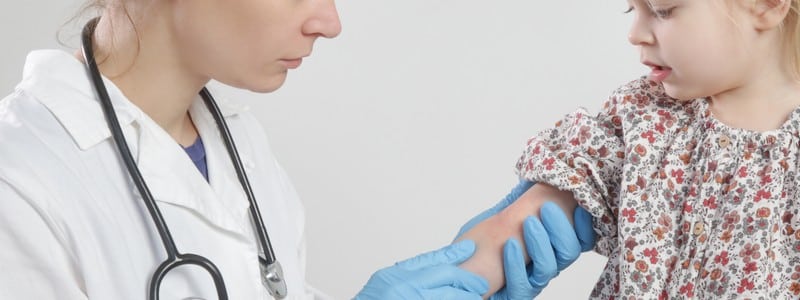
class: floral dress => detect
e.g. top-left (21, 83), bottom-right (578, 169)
top-left (515, 77), bottom-right (800, 299)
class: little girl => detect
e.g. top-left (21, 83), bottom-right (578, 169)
top-left (457, 0), bottom-right (800, 298)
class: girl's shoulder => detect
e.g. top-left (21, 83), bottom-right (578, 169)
top-left (600, 76), bottom-right (705, 140)
top-left (603, 76), bottom-right (705, 119)
top-left (605, 76), bottom-right (696, 115)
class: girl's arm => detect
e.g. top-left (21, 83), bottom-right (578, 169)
top-left (455, 183), bottom-right (578, 298)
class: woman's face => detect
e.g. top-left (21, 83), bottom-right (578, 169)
top-left (169, 0), bottom-right (341, 93)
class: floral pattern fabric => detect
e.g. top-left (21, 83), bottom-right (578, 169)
top-left (515, 77), bottom-right (800, 299)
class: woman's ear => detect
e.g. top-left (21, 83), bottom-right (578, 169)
top-left (750, 0), bottom-right (793, 30)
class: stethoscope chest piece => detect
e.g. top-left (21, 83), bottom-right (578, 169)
top-left (260, 258), bottom-right (288, 299)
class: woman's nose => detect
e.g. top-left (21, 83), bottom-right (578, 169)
top-left (303, 0), bottom-right (342, 39)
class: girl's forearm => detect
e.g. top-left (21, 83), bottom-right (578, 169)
top-left (455, 183), bottom-right (577, 298)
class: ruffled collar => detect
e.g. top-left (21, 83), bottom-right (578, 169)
top-left (693, 98), bottom-right (800, 148)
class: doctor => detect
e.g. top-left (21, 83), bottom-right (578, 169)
top-left (0, 0), bottom-right (594, 299)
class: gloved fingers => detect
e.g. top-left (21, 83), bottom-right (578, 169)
top-left (419, 287), bottom-right (484, 300)
top-left (540, 202), bottom-right (582, 271)
top-left (412, 265), bottom-right (489, 295)
top-left (396, 240), bottom-right (477, 271)
top-left (455, 180), bottom-right (536, 240)
top-left (522, 216), bottom-right (557, 288)
top-left (501, 238), bottom-right (535, 298)
top-left (573, 206), bottom-right (597, 252)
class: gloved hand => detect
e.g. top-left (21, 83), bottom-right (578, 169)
top-left (354, 240), bottom-right (489, 300)
top-left (455, 180), bottom-right (596, 299)
top-left (492, 203), bottom-right (595, 299)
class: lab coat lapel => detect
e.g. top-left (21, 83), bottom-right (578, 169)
top-left (134, 107), bottom-right (250, 236)
top-left (191, 97), bottom-right (255, 230)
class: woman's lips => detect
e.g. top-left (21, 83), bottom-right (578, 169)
top-left (281, 58), bottom-right (303, 69)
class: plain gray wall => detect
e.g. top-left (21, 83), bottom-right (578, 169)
top-left (1, 1), bottom-right (645, 298)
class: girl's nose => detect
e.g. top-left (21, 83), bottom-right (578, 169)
top-left (628, 16), bottom-right (654, 46)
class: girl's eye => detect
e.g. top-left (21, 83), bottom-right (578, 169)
top-left (652, 7), bottom-right (675, 18)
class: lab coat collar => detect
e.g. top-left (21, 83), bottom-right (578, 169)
top-left (15, 50), bottom-right (248, 151)
top-left (16, 50), bottom-right (255, 234)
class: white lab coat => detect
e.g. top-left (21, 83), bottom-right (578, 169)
top-left (0, 50), bottom-right (328, 300)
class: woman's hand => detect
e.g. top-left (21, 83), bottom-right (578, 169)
top-left (456, 180), bottom-right (596, 299)
top-left (354, 240), bottom-right (489, 300)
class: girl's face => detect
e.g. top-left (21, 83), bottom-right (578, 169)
top-left (626, 0), bottom-right (760, 101)
top-left (169, 0), bottom-right (341, 93)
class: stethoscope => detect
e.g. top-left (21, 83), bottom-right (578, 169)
top-left (80, 17), bottom-right (287, 300)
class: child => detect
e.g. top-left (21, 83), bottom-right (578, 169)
top-left (457, 0), bottom-right (800, 298)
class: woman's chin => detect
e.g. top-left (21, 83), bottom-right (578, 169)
top-left (232, 73), bottom-right (288, 93)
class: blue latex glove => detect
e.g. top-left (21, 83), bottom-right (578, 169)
top-left (494, 203), bottom-right (595, 299)
top-left (354, 240), bottom-right (489, 300)
top-left (455, 180), bottom-right (596, 299)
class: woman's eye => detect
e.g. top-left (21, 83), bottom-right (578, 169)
top-left (624, 6), bottom-right (634, 14)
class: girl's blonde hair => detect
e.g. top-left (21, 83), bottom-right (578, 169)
top-left (784, 0), bottom-right (800, 80)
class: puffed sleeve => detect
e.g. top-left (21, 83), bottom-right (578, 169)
top-left (0, 178), bottom-right (86, 299)
top-left (515, 86), bottom-right (631, 256)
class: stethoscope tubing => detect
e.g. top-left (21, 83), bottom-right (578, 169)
top-left (199, 87), bottom-right (278, 264)
top-left (80, 17), bottom-right (282, 299)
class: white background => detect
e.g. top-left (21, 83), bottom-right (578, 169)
top-left (1, 1), bottom-right (645, 298)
